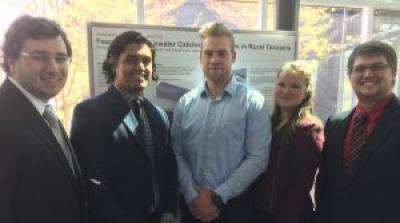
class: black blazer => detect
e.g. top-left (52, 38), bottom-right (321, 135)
top-left (70, 86), bottom-right (177, 223)
top-left (0, 79), bottom-right (87, 223)
top-left (315, 95), bottom-right (400, 223)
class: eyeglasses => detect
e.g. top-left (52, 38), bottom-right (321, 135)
top-left (352, 63), bottom-right (389, 74)
top-left (20, 51), bottom-right (71, 66)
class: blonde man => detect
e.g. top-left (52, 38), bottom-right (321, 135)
top-left (172, 22), bottom-right (271, 223)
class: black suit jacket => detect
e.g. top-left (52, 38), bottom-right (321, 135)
top-left (315, 95), bottom-right (400, 223)
top-left (0, 79), bottom-right (87, 223)
top-left (70, 86), bottom-right (177, 223)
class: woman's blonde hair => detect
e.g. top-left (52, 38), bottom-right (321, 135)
top-left (271, 60), bottom-right (315, 141)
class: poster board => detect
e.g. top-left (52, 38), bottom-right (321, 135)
top-left (88, 22), bottom-right (297, 112)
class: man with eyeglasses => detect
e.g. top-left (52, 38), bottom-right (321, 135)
top-left (315, 40), bottom-right (400, 223)
top-left (0, 15), bottom-right (86, 223)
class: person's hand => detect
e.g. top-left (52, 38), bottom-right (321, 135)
top-left (189, 184), bottom-right (220, 222)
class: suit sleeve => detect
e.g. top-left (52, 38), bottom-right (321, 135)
top-left (163, 131), bottom-right (178, 217)
top-left (275, 124), bottom-right (323, 223)
top-left (70, 103), bottom-right (139, 223)
top-left (0, 128), bottom-right (17, 223)
top-left (314, 118), bottom-right (333, 223)
top-left (158, 108), bottom-right (178, 217)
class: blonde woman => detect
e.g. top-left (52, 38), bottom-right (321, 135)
top-left (253, 61), bottom-right (324, 223)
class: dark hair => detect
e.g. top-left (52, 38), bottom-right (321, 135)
top-left (2, 15), bottom-right (72, 75)
top-left (102, 31), bottom-right (158, 83)
top-left (347, 40), bottom-right (397, 75)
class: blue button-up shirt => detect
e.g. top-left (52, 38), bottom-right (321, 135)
top-left (172, 77), bottom-right (272, 204)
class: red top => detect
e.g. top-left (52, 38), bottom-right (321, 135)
top-left (253, 117), bottom-right (324, 223)
top-left (342, 94), bottom-right (393, 161)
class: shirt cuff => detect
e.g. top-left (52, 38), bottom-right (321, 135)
top-left (161, 212), bottom-right (176, 223)
top-left (182, 184), bottom-right (198, 203)
top-left (214, 184), bottom-right (232, 204)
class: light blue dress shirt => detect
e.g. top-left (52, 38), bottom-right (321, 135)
top-left (172, 77), bottom-right (272, 204)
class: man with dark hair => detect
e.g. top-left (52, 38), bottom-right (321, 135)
top-left (70, 31), bottom-right (177, 223)
top-left (315, 40), bottom-right (400, 222)
top-left (0, 15), bottom-right (86, 223)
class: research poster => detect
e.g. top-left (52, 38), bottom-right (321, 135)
top-left (88, 22), bottom-right (297, 112)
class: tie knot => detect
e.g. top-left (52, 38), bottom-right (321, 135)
top-left (43, 105), bottom-right (58, 125)
top-left (355, 112), bottom-right (368, 126)
top-left (130, 98), bottom-right (142, 109)
top-left (135, 98), bottom-right (142, 107)
top-left (131, 98), bottom-right (143, 122)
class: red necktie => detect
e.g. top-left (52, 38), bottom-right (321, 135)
top-left (345, 112), bottom-right (368, 175)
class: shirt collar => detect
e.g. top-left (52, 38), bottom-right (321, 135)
top-left (354, 93), bottom-right (393, 121)
top-left (114, 85), bottom-right (144, 106)
top-left (200, 76), bottom-right (237, 98)
top-left (8, 77), bottom-right (47, 115)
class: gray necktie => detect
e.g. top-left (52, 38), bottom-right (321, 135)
top-left (43, 105), bottom-right (75, 176)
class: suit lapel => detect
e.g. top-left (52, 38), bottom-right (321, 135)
top-left (328, 110), bottom-right (353, 186)
top-left (2, 80), bottom-right (78, 184)
top-left (104, 87), bottom-right (166, 176)
top-left (57, 120), bottom-right (88, 202)
top-left (143, 99), bottom-right (166, 171)
top-left (59, 120), bottom-right (84, 178)
top-left (345, 96), bottom-right (400, 184)
top-left (105, 86), bottom-right (145, 148)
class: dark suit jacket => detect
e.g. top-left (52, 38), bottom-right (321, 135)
top-left (315, 95), bottom-right (400, 223)
top-left (0, 79), bottom-right (87, 223)
top-left (70, 86), bottom-right (177, 223)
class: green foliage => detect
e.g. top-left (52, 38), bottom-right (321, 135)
top-left (59, 0), bottom-right (137, 129)
top-left (298, 6), bottom-right (341, 60)
top-left (8, 0), bottom-right (349, 128)
top-left (11, 0), bottom-right (137, 129)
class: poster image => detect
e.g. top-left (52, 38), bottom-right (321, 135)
top-left (88, 23), bottom-right (297, 112)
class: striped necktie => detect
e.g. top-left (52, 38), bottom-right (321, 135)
top-left (345, 112), bottom-right (368, 175)
top-left (132, 99), bottom-right (144, 136)
top-left (130, 99), bottom-right (160, 212)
